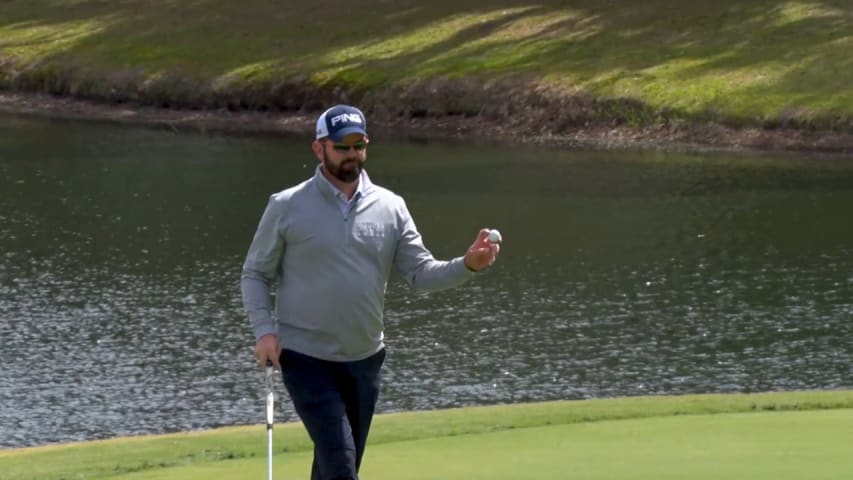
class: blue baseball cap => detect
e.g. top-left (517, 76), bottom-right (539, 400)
top-left (315, 105), bottom-right (367, 142)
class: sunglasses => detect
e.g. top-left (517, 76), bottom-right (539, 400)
top-left (329, 141), bottom-right (368, 152)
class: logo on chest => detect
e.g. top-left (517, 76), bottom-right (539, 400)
top-left (355, 222), bottom-right (390, 239)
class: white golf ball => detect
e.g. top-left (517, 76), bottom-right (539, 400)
top-left (487, 229), bottom-right (502, 243)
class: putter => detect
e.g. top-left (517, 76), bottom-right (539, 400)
top-left (265, 362), bottom-right (276, 480)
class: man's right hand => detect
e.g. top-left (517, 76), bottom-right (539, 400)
top-left (255, 334), bottom-right (282, 369)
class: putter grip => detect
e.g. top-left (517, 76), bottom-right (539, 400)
top-left (265, 390), bottom-right (275, 425)
top-left (265, 365), bottom-right (275, 426)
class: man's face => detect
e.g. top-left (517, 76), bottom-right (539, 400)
top-left (319, 133), bottom-right (368, 183)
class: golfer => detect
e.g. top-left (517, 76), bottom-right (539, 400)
top-left (241, 104), bottom-right (500, 480)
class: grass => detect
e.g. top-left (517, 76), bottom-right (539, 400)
top-left (115, 410), bottom-right (853, 480)
top-left (0, 0), bottom-right (852, 129)
top-left (1, 390), bottom-right (852, 479)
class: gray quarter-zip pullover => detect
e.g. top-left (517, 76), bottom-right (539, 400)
top-left (241, 165), bottom-right (474, 361)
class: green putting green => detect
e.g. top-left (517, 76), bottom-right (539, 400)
top-left (2, 391), bottom-right (852, 479)
top-left (95, 410), bottom-right (853, 480)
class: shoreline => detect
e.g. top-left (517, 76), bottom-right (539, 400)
top-left (2, 91), bottom-right (853, 156)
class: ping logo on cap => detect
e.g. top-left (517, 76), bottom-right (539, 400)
top-left (330, 113), bottom-right (363, 126)
top-left (316, 105), bottom-right (368, 142)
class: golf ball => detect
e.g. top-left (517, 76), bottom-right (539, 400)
top-left (487, 229), bottom-right (502, 243)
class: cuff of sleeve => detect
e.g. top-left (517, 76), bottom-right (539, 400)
top-left (252, 320), bottom-right (278, 342)
top-left (455, 256), bottom-right (479, 276)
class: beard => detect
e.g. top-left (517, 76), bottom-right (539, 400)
top-left (323, 150), bottom-right (364, 183)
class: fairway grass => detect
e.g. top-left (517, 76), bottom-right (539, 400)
top-left (1, 390), bottom-right (852, 479)
top-left (1, 0), bottom-right (852, 131)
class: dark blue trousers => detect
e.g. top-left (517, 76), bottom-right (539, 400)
top-left (279, 348), bottom-right (385, 480)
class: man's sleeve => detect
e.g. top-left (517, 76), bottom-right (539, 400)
top-left (241, 195), bottom-right (286, 340)
top-left (392, 197), bottom-right (475, 292)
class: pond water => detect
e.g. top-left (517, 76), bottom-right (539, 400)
top-left (1, 114), bottom-right (851, 448)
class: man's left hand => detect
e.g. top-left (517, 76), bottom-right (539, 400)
top-left (464, 228), bottom-right (501, 272)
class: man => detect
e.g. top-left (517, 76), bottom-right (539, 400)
top-left (241, 104), bottom-right (500, 480)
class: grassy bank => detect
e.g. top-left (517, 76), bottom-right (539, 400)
top-left (2, 390), bottom-right (852, 479)
top-left (1, 0), bottom-right (852, 136)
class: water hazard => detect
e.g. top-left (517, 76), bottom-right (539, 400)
top-left (1, 115), bottom-right (851, 448)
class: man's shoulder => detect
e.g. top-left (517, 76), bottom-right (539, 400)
top-left (269, 177), bottom-right (316, 204)
top-left (366, 183), bottom-right (404, 204)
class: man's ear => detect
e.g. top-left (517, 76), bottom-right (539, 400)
top-left (311, 140), bottom-right (324, 160)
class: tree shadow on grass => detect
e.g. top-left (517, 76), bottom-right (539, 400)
top-left (1, 0), bottom-right (850, 127)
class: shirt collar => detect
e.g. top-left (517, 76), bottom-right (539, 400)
top-left (314, 164), bottom-right (373, 202)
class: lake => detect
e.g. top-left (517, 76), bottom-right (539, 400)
top-left (1, 114), bottom-right (851, 448)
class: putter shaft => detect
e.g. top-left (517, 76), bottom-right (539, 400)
top-left (265, 365), bottom-right (275, 480)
